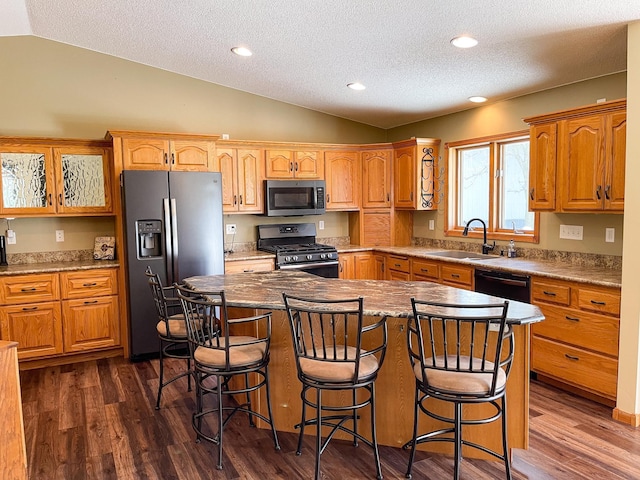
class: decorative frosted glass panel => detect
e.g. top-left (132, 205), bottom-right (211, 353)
top-left (62, 154), bottom-right (105, 207)
top-left (1, 153), bottom-right (48, 208)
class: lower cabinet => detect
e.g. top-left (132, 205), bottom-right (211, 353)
top-left (410, 257), bottom-right (474, 290)
top-left (0, 268), bottom-right (120, 362)
top-left (338, 252), bottom-right (373, 279)
top-left (530, 276), bottom-right (620, 403)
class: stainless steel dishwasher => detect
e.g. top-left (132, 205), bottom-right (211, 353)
top-left (474, 268), bottom-right (531, 303)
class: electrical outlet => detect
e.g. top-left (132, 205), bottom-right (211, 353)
top-left (559, 224), bottom-right (583, 240)
top-left (428, 219), bottom-right (435, 230)
top-left (605, 228), bottom-right (615, 243)
top-left (56, 230), bottom-right (64, 242)
top-left (6, 229), bottom-right (16, 245)
top-left (226, 224), bottom-right (236, 235)
top-left (319, 220), bottom-right (325, 230)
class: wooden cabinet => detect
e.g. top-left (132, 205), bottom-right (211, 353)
top-left (410, 257), bottom-right (474, 290)
top-left (530, 276), bottom-right (620, 402)
top-left (361, 149), bottom-right (392, 208)
top-left (525, 99), bottom-right (626, 213)
top-left (338, 252), bottom-right (372, 279)
top-left (118, 136), bottom-right (215, 172)
top-left (215, 148), bottom-right (264, 214)
top-left (265, 149), bottom-right (322, 179)
top-left (0, 269), bottom-right (120, 361)
top-left (324, 151), bottom-right (360, 211)
top-left (0, 141), bottom-right (113, 216)
top-left (225, 257), bottom-right (275, 274)
top-left (386, 254), bottom-right (410, 281)
top-left (372, 253), bottom-right (386, 280)
top-left (60, 269), bottom-right (119, 353)
top-left (393, 138), bottom-right (440, 210)
top-left (410, 258), bottom-right (440, 281)
top-left (0, 341), bottom-right (27, 480)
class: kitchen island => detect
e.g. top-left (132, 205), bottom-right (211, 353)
top-left (185, 270), bottom-right (544, 458)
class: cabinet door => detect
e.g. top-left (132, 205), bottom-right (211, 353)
top-left (62, 296), bottom-right (120, 352)
top-left (0, 302), bottom-right (63, 359)
top-left (558, 115), bottom-right (605, 211)
top-left (265, 150), bottom-right (294, 178)
top-left (171, 140), bottom-right (214, 172)
top-left (294, 151), bottom-right (322, 179)
top-left (373, 254), bottom-right (386, 280)
top-left (236, 149), bottom-right (264, 213)
top-left (354, 252), bottom-right (373, 279)
top-left (338, 253), bottom-right (356, 279)
top-left (121, 138), bottom-right (170, 170)
top-left (362, 150), bottom-right (391, 208)
top-left (604, 111), bottom-right (626, 211)
top-left (54, 146), bottom-right (113, 214)
top-left (0, 147), bottom-right (56, 215)
top-left (393, 146), bottom-right (416, 208)
top-left (325, 151), bottom-right (360, 210)
top-left (528, 123), bottom-right (557, 211)
top-left (216, 148), bottom-right (239, 212)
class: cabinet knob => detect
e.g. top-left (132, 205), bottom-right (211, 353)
top-left (58, 193), bottom-right (63, 206)
top-left (295, 162), bottom-right (298, 171)
top-left (83, 282), bottom-right (98, 287)
top-left (164, 153), bottom-right (168, 164)
top-left (84, 300), bottom-right (99, 305)
top-left (48, 193), bottom-right (52, 206)
top-left (239, 195), bottom-right (243, 205)
top-left (327, 194), bottom-right (330, 203)
top-left (596, 185), bottom-right (602, 200)
top-left (604, 185), bottom-right (611, 200)
top-left (529, 188), bottom-right (534, 201)
top-left (290, 162), bottom-right (293, 172)
top-left (233, 195), bottom-right (237, 205)
top-left (564, 354), bottom-right (580, 361)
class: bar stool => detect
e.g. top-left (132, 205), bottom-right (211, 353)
top-left (145, 267), bottom-right (192, 410)
top-left (404, 299), bottom-right (514, 479)
top-left (176, 285), bottom-right (280, 470)
top-left (282, 293), bottom-right (388, 480)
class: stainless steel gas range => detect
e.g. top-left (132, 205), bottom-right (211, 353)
top-left (257, 223), bottom-right (339, 278)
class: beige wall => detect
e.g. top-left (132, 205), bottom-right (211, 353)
top-left (617, 21), bottom-right (640, 415)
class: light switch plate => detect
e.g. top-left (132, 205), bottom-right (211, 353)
top-left (428, 220), bottom-right (435, 230)
top-left (605, 228), bottom-right (615, 243)
top-left (6, 229), bottom-right (15, 244)
top-left (319, 220), bottom-right (325, 230)
top-left (226, 224), bottom-right (236, 235)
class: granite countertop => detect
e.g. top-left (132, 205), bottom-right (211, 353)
top-left (225, 245), bottom-right (622, 288)
top-left (184, 270), bottom-right (544, 325)
top-left (0, 259), bottom-right (119, 276)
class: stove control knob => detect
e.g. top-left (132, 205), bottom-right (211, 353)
top-left (293, 256), bottom-right (299, 261)
top-left (320, 254), bottom-right (326, 259)
top-left (285, 256), bottom-right (291, 262)
top-left (306, 255), bottom-right (313, 260)
top-left (327, 252), bottom-right (334, 259)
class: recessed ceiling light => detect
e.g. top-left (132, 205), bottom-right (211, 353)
top-left (468, 96), bottom-right (487, 103)
top-left (347, 82), bottom-right (366, 91)
top-left (451, 36), bottom-right (478, 49)
top-left (231, 46), bottom-right (252, 57)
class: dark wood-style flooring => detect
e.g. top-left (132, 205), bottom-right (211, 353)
top-left (19, 356), bottom-right (640, 479)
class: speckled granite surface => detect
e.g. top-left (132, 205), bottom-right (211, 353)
top-left (0, 250), bottom-right (119, 275)
top-left (184, 270), bottom-right (543, 324)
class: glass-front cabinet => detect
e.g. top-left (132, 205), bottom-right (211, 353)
top-left (0, 143), bottom-right (112, 216)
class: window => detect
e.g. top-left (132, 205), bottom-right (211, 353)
top-left (445, 131), bottom-right (539, 242)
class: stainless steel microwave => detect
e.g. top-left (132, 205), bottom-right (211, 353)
top-left (264, 180), bottom-right (326, 216)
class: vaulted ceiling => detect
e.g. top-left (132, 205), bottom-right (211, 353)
top-left (1, 1), bottom-right (638, 128)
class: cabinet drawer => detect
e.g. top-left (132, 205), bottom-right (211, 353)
top-left (60, 269), bottom-right (118, 299)
top-left (225, 258), bottom-right (275, 274)
top-left (531, 280), bottom-right (570, 306)
top-left (0, 274), bottom-right (60, 304)
top-left (577, 287), bottom-right (620, 316)
top-left (411, 259), bottom-right (439, 280)
top-left (387, 255), bottom-right (410, 273)
top-left (532, 304), bottom-right (619, 357)
top-left (531, 336), bottom-right (617, 399)
top-left (440, 265), bottom-right (473, 288)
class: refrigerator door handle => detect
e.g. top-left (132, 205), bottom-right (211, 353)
top-left (163, 198), bottom-right (173, 281)
top-left (170, 198), bottom-right (179, 282)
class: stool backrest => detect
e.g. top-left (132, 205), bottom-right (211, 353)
top-left (408, 299), bottom-right (513, 397)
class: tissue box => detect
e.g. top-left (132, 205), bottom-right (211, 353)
top-left (94, 236), bottom-right (115, 260)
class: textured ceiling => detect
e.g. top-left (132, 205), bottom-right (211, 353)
top-left (1, 1), bottom-right (638, 128)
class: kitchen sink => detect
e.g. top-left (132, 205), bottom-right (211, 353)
top-left (425, 250), bottom-right (496, 261)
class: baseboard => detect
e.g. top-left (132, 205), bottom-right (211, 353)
top-left (613, 408), bottom-right (640, 427)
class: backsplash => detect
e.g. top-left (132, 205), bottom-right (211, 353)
top-left (413, 237), bottom-right (622, 269)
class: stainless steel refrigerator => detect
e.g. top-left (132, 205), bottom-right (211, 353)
top-left (122, 170), bottom-right (224, 359)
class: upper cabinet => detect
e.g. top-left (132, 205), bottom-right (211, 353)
top-left (361, 149), bottom-right (392, 209)
top-left (107, 131), bottom-right (218, 172)
top-left (393, 138), bottom-right (440, 210)
top-left (324, 151), bottom-right (360, 211)
top-left (525, 99), bottom-right (626, 213)
top-left (265, 149), bottom-right (323, 179)
top-left (214, 148), bottom-right (264, 214)
top-left (0, 140), bottom-right (113, 216)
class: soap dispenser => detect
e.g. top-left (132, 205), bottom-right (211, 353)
top-left (507, 239), bottom-right (516, 258)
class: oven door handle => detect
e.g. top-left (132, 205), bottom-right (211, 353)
top-left (279, 260), bottom-right (339, 270)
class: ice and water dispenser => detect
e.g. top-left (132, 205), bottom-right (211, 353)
top-left (136, 220), bottom-right (163, 258)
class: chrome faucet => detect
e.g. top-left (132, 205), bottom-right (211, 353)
top-left (462, 218), bottom-right (495, 255)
